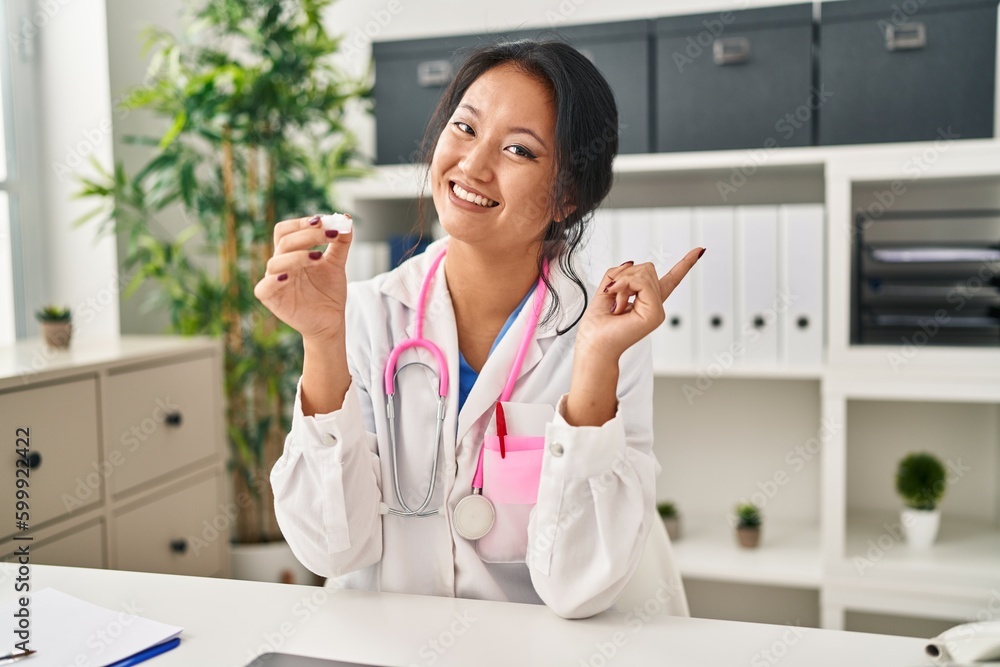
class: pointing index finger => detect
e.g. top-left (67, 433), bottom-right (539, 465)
top-left (658, 247), bottom-right (705, 302)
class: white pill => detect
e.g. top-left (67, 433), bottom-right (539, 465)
top-left (321, 213), bottom-right (352, 234)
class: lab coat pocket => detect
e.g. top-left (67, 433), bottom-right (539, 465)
top-left (476, 435), bottom-right (545, 563)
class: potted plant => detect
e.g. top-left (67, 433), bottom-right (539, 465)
top-left (895, 452), bottom-right (947, 548)
top-left (76, 0), bottom-right (369, 582)
top-left (35, 306), bottom-right (73, 350)
top-left (657, 501), bottom-right (681, 541)
top-left (735, 503), bottom-right (762, 549)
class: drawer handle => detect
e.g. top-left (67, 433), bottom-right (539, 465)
top-left (165, 412), bottom-right (183, 427)
top-left (710, 315), bottom-right (724, 329)
top-left (169, 538), bottom-right (188, 554)
top-left (27, 452), bottom-right (41, 470)
top-left (417, 60), bottom-right (451, 87)
top-left (885, 23), bottom-right (926, 51)
top-left (670, 315), bottom-right (682, 328)
top-left (797, 316), bottom-right (810, 330)
top-left (753, 315), bottom-right (766, 330)
top-left (713, 37), bottom-right (750, 66)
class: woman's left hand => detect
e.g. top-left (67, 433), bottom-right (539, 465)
top-left (576, 247), bottom-right (706, 361)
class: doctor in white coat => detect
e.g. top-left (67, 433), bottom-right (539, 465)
top-left (255, 39), bottom-right (703, 619)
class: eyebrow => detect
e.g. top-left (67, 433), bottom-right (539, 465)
top-left (457, 103), bottom-right (548, 151)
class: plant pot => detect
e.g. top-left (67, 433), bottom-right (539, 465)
top-left (41, 321), bottom-right (72, 349)
top-left (230, 540), bottom-right (319, 585)
top-left (902, 508), bottom-right (940, 549)
top-left (736, 526), bottom-right (761, 549)
top-left (663, 516), bottom-right (681, 542)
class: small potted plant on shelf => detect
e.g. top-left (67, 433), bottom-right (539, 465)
top-left (657, 501), bottom-right (681, 541)
top-left (735, 502), bottom-right (762, 548)
top-left (895, 452), bottom-right (947, 548)
top-left (35, 306), bottom-right (73, 350)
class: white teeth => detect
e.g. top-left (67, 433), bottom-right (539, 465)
top-left (451, 182), bottom-right (496, 208)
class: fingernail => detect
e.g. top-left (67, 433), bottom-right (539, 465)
top-left (603, 280), bottom-right (615, 293)
top-left (277, 273), bottom-right (288, 281)
top-left (309, 251), bottom-right (322, 260)
top-left (698, 248), bottom-right (706, 259)
top-left (325, 230), bottom-right (339, 238)
top-left (307, 215), bottom-right (321, 225)
top-left (620, 260), bottom-right (634, 267)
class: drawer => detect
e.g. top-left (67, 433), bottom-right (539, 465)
top-left (1, 378), bottom-right (101, 538)
top-left (2, 521), bottom-right (105, 568)
top-left (113, 473), bottom-right (225, 576)
top-left (105, 356), bottom-right (220, 496)
top-left (819, 0), bottom-right (998, 145)
top-left (373, 20), bottom-right (652, 165)
top-left (655, 4), bottom-right (815, 152)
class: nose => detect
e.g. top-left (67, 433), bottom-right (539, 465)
top-left (458, 138), bottom-right (495, 184)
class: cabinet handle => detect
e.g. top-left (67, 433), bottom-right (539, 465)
top-left (753, 315), bottom-right (766, 330)
top-left (797, 316), bottom-right (810, 330)
top-left (713, 37), bottom-right (750, 66)
top-left (165, 412), bottom-right (183, 427)
top-left (27, 452), bottom-right (41, 470)
top-left (710, 315), bottom-right (724, 329)
top-left (885, 23), bottom-right (926, 51)
top-left (670, 315), bottom-right (682, 328)
top-left (169, 538), bottom-right (188, 554)
top-left (417, 60), bottom-right (451, 87)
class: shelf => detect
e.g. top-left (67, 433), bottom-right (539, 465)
top-left (655, 364), bottom-right (824, 380)
top-left (839, 511), bottom-right (1000, 595)
top-left (824, 366), bottom-right (1000, 402)
top-left (669, 515), bottom-right (821, 589)
top-left (338, 139), bottom-right (1000, 206)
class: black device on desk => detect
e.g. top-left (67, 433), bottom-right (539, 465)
top-left (246, 653), bottom-right (384, 667)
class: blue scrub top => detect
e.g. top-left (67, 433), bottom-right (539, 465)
top-left (457, 286), bottom-right (534, 413)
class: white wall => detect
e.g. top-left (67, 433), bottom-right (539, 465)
top-left (35, 0), bottom-right (119, 342)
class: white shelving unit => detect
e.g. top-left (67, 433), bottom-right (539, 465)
top-left (338, 137), bottom-right (1000, 633)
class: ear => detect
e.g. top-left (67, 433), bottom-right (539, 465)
top-left (553, 202), bottom-right (577, 223)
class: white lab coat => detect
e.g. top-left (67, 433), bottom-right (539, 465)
top-left (270, 236), bottom-right (680, 619)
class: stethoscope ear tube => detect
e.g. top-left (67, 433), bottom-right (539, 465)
top-left (385, 392), bottom-right (445, 517)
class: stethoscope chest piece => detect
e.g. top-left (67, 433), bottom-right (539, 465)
top-left (453, 491), bottom-right (495, 541)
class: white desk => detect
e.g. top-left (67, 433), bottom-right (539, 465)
top-left (0, 564), bottom-right (931, 666)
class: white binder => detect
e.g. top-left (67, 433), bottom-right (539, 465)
top-left (616, 208), bottom-right (653, 267)
top-left (693, 207), bottom-right (735, 366)
top-left (583, 207), bottom-right (617, 289)
top-left (735, 206), bottom-right (779, 366)
top-left (651, 208), bottom-right (695, 369)
top-left (779, 204), bottom-right (825, 366)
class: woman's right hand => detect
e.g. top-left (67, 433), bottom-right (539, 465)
top-left (254, 214), bottom-right (353, 342)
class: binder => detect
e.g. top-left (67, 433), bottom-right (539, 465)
top-left (584, 207), bottom-right (617, 288)
top-left (779, 204), bottom-right (825, 366)
top-left (736, 206), bottom-right (779, 366)
top-left (693, 208), bottom-right (735, 366)
top-left (616, 208), bottom-right (653, 267)
top-left (650, 208), bottom-right (695, 369)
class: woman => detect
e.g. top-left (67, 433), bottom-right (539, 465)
top-left (255, 39), bottom-right (703, 619)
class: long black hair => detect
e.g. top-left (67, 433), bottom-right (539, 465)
top-left (416, 38), bottom-right (619, 334)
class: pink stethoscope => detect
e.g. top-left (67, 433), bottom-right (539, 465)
top-left (383, 246), bottom-right (548, 540)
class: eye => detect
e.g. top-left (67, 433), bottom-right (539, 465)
top-left (505, 144), bottom-right (537, 159)
top-left (452, 121), bottom-right (474, 135)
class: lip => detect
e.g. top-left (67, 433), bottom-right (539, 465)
top-left (447, 180), bottom-right (499, 212)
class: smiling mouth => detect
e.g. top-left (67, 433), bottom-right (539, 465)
top-left (451, 181), bottom-right (499, 208)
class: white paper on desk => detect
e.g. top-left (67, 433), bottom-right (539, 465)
top-left (1, 587), bottom-right (182, 667)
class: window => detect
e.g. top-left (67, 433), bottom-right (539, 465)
top-left (0, 0), bottom-right (42, 345)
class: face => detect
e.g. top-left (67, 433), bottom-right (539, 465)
top-left (430, 64), bottom-right (567, 255)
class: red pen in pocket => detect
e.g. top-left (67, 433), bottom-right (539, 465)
top-left (495, 401), bottom-right (507, 459)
